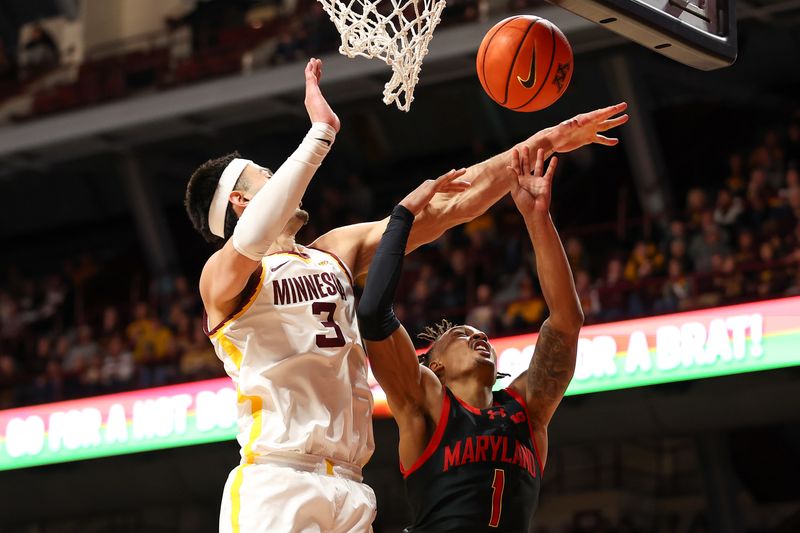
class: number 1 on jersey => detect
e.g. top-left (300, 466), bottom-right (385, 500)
top-left (489, 468), bottom-right (505, 527)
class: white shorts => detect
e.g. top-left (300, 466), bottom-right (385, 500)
top-left (219, 454), bottom-right (376, 533)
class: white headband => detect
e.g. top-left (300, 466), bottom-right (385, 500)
top-left (208, 158), bottom-right (253, 239)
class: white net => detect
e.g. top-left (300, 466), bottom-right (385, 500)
top-left (316, 0), bottom-right (447, 111)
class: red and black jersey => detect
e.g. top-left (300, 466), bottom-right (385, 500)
top-left (402, 386), bottom-right (543, 533)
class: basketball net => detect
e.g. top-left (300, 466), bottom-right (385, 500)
top-left (316, 0), bottom-right (446, 111)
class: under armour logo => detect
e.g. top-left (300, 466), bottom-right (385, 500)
top-left (486, 408), bottom-right (507, 420)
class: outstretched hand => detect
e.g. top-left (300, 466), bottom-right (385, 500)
top-left (399, 169), bottom-right (471, 216)
top-left (508, 146), bottom-right (558, 215)
top-left (304, 58), bottom-right (340, 132)
top-left (549, 102), bottom-right (628, 153)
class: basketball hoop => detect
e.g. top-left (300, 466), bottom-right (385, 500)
top-left (316, 0), bottom-right (446, 111)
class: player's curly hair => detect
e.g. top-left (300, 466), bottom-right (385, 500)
top-left (417, 319), bottom-right (453, 366)
top-left (417, 318), bottom-right (510, 379)
top-left (184, 151), bottom-right (251, 245)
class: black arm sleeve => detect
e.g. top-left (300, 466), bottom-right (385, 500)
top-left (356, 204), bottom-right (415, 341)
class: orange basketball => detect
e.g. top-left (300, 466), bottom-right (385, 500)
top-left (476, 15), bottom-right (573, 112)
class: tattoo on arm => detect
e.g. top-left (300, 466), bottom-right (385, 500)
top-left (527, 320), bottom-right (578, 426)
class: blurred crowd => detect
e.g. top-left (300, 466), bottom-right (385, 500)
top-left (0, 263), bottom-right (223, 409)
top-left (534, 511), bottom-right (709, 533)
top-left (1, 113), bottom-right (799, 409)
top-left (0, 0), bottom-right (516, 120)
top-left (387, 118), bottom-right (800, 337)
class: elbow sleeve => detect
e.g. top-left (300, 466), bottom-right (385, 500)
top-left (356, 306), bottom-right (402, 342)
top-left (356, 205), bottom-right (414, 341)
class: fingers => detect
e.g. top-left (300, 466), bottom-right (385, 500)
top-left (590, 101), bottom-right (628, 121)
top-left (543, 155), bottom-right (558, 183)
top-left (507, 150), bottom-right (523, 191)
top-left (533, 148), bottom-right (544, 178)
top-left (597, 114), bottom-right (629, 132)
top-left (305, 58), bottom-right (322, 83)
top-left (314, 58), bottom-right (322, 81)
top-left (510, 148), bottom-right (522, 176)
top-left (305, 59), bottom-right (316, 83)
top-left (438, 180), bottom-right (472, 193)
top-left (520, 146), bottom-right (531, 176)
top-left (404, 169), bottom-right (470, 215)
top-left (601, 101), bottom-right (628, 119)
top-left (594, 134), bottom-right (619, 146)
top-left (435, 168), bottom-right (468, 186)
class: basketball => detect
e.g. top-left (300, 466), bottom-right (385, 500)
top-left (476, 15), bottom-right (573, 112)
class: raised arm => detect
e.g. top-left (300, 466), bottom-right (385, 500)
top-left (201, 59), bottom-right (338, 320)
top-left (313, 103), bottom-right (628, 276)
top-left (507, 147), bottom-right (583, 468)
top-left (356, 170), bottom-right (469, 469)
top-left (406, 103), bottom-right (628, 252)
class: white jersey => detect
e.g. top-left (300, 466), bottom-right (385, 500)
top-left (206, 246), bottom-right (374, 468)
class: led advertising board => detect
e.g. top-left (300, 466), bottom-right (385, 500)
top-left (2, 297), bottom-right (798, 471)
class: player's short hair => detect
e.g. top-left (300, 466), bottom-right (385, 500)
top-left (417, 318), bottom-right (510, 379)
top-left (185, 150), bottom-right (248, 244)
top-left (417, 319), bottom-right (454, 366)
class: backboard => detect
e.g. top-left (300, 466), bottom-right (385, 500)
top-left (549, 0), bottom-right (737, 69)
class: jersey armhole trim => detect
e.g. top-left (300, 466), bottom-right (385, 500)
top-left (307, 246), bottom-right (355, 286)
top-left (205, 263), bottom-right (265, 338)
top-left (503, 386), bottom-right (545, 475)
top-left (400, 390), bottom-right (451, 479)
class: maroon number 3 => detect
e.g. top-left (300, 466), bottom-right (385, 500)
top-left (313, 302), bottom-right (346, 348)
